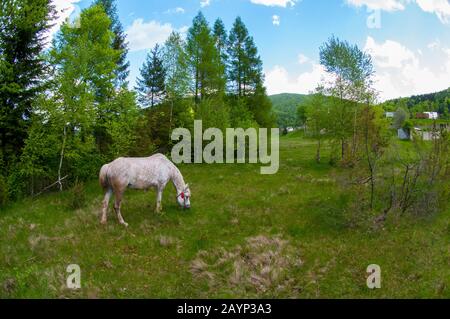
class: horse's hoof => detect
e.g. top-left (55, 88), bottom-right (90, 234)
top-left (100, 220), bottom-right (107, 225)
top-left (121, 222), bottom-right (129, 227)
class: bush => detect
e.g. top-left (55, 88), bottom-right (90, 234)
top-left (68, 180), bottom-right (86, 210)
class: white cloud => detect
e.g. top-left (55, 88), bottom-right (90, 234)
top-left (427, 39), bottom-right (441, 50)
top-left (265, 63), bottom-right (332, 95)
top-left (126, 19), bottom-right (187, 52)
top-left (365, 36), bottom-right (417, 68)
top-left (345, 0), bottom-right (407, 11)
top-left (266, 38), bottom-right (450, 101)
top-left (415, 0), bottom-right (450, 24)
top-left (200, 0), bottom-right (211, 8)
top-left (165, 7), bottom-right (185, 14)
top-left (298, 53), bottom-right (310, 64)
top-left (272, 15), bottom-right (281, 26)
top-left (49, 0), bottom-right (81, 38)
top-left (346, 0), bottom-right (450, 24)
top-left (364, 36), bottom-right (450, 100)
top-left (250, 0), bottom-right (298, 7)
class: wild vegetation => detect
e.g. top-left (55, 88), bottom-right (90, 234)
top-left (1, 135), bottom-right (449, 298)
top-left (0, 0), bottom-right (274, 203)
top-left (0, 0), bottom-right (449, 299)
top-left (381, 88), bottom-right (450, 119)
top-left (270, 93), bottom-right (308, 129)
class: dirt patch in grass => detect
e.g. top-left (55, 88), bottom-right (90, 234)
top-left (190, 235), bottom-right (303, 297)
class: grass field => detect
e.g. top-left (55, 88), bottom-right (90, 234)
top-left (1, 134), bottom-right (449, 298)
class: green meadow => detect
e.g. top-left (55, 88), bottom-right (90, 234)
top-left (1, 134), bottom-right (449, 299)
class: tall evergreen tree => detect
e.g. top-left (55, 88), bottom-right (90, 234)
top-left (213, 19), bottom-right (228, 67)
top-left (136, 44), bottom-right (166, 108)
top-left (243, 35), bottom-right (264, 94)
top-left (227, 17), bottom-right (247, 97)
top-left (228, 17), bottom-right (263, 97)
top-left (187, 12), bottom-right (225, 103)
top-left (95, 0), bottom-right (130, 87)
top-left (0, 0), bottom-right (55, 168)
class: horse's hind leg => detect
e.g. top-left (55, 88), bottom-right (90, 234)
top-left (101, 189), bottom-right (112, 224)
top-left (155, 187), bottom-right (163, 214)
top-left (113, 190), bottom-right (128, 227)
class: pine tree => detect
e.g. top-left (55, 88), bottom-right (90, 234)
top-left (136, 44), bottom-right (166, 108)
top-left (243, 35), bottom-right (264, 94)
top-left (228, 17), bottom-right (263, 97)
top-left (95, 0), bottom-right (130, 87)
top-left (0, 0), bottom-right (55, 168)
top-left (186, 12), bottom-right (225, 103)
top-left (213, 19), bottom-right (228, 67)
top-left (227, 17), bottom-right (247, 97)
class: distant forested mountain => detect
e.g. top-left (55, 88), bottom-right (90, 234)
top-left (271, 88), bottom-right (450, 129)
top-left (381, 88), bottom-right (450, 118)
top-left (270, 93), bottom-right (308, 128)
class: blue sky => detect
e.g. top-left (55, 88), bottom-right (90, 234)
top-left (55, 0), bottom-right (450, 101)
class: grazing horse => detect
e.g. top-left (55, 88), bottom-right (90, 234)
top-left (99, 153), bottom-right (191, 227)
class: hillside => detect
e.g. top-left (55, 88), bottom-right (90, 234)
top-left (270, 93), bottom-right (309, 128)
top-left (382, 88), bottom-right (450, 116)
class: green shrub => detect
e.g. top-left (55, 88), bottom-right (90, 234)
top-left (68, 180), bottom-right (86, 210)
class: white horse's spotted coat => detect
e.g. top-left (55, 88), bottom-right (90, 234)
top-left (99, 154), bottom-right (191, 226)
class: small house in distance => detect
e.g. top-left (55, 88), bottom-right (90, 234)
top-left (415, 112), bottom-right (439, 120)
top-left (385, 112), bottom-right (395, 118)
top-left (398, 128), bottom-right (411, 140)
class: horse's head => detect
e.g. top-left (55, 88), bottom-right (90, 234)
top-left (176, 184), bottom-right (191, 209)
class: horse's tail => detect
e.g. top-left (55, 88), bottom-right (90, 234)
top-left (99, 164), bottom-right (111, 190)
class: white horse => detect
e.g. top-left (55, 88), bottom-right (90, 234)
top-left (99, 153), bottom-right (191, 227)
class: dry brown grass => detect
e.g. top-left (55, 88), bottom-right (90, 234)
top-left (190, 235), bottom-right (303, 297)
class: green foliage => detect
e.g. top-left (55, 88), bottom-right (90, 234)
top-left (227, 17), bottom-right (263, 97)
top-left (187, 12), bottom-right (226, 102)
top-left (13, 5), bottom-right (139, 196)
top-left (393, 107), bottom-right (409, 129)
top-left (319, 36), bottom-right (377, 163)
top-left (0, 0), bottom-right (55, 169)
top-left (104, 89), bottom-right (140, 158)
top-left (136, 44), bottom-right (166, 108)
top-left (3, 7), bottom-right (275, 199)
top-left (213, 18), bottom-right (228, 65)
top-left (270, 93), bottom-right (308, 128)
top-left (297, 104), bottom-right (307, 127)
top-left (68, 179), bottom-right (86, 210)
top-left (381, 87), bottom-right (450, 117)
top-left (320, 35), bottom-right (374, 85)
top-left (94, 0), bottom-right (130, 87)
top-left (196, 98), bottom-right (231, 132)
top-left (163, 32), bottom-right (190, 99)
top-left (1, 136), bottom-right (449, 298)
top-left (246, 84), bottom-right (276, 128)
top-left (304, 92), bottom-right (330, 138)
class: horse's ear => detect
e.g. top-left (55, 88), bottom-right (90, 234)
top-left (185, 184), bottom-right (189, 190)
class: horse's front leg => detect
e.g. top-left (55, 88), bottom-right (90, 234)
top-left (155, 187), bottom-right (163, 214)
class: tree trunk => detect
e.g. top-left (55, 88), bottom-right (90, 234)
top-left (58, 125), bottom-right (67, 192)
